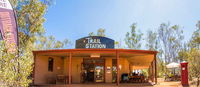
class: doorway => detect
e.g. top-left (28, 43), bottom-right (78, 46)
top-left (82, 58), bottom-right (105, 83)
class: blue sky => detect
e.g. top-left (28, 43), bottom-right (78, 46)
top-left (44, 0), bottom-right (200, 49)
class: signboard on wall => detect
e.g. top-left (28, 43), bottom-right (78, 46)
top-left (0, 0), bottom-right (18, 47)
top-left (76, 36), bottom-right (115, 49)
top-left (106, 67), bottom-right (111, 73)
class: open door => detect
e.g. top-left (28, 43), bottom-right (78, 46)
top-left (82, 58), bottom-right (105, 83)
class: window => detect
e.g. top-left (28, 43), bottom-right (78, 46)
top-left (48, 57), bottom-right (54, 72)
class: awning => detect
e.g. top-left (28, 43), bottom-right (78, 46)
top-left (33, 49), bottom-right (157, 70)
top-left (166, 62), bottom-right (180, 68)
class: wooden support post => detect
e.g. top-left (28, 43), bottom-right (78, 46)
top-left (148, 66), bottom-right (150, 82)
top-left (152, 61), bottom-right (154, 82)
top-left (116, 51), bottom-right (120, 86)
top-left (69, 52), bottom-right (72, 84)
top-left (154, 54), bottom-right (157, 84)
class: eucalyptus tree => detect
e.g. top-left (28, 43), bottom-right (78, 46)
top-left (158, 23), bottom-right (184, 63)
top-left (125, 23), bottom-right (143, 49)
top-left (189, 21), bottom-right (200, 49)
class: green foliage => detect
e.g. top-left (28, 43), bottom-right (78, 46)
top-left (0, 0), bottom-right (57, 87)
top-left (97, 28), bottom-right (106, 37)
top-left (88, 32), bottom-right (95, 36)
top-left (125, 23), bottom-right (143, 49)
top-left (10, 0), bottom-right (56, 49)
top-left (115, 41), bottom-right (122, 49)
top-left (0, 41), bottom-right (33, 87)
top-left (89, 28), bottom-right (106, 37)
top-left (16, 0), bottom-right (47, 49)
top-left (141, 69), bottom-right (148, 77)
top-left (187, 48), bottom-right (200, 78)
top-left (189, 21), bottom-right (200, 49)
top-left (146, 30), bottom-right (158, 51)
top-left (36, 35), bottom-right (70, 50)
top-left (157, 58), bottom-right (166, 77)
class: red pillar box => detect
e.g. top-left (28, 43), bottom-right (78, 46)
top-left (180, 62), bottom-right (189, 86)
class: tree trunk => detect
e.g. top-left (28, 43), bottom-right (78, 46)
top-left (197, 77), bottom-right (200, 87)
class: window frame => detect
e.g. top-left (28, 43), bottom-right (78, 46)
top-left (48, 57), bottom-right (54, 72)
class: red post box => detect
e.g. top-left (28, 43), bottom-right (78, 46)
top-left (180, 62), bottom-right (189, 86)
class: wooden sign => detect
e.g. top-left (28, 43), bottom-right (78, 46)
top-left (76, 36), bottom-right (114, 49)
